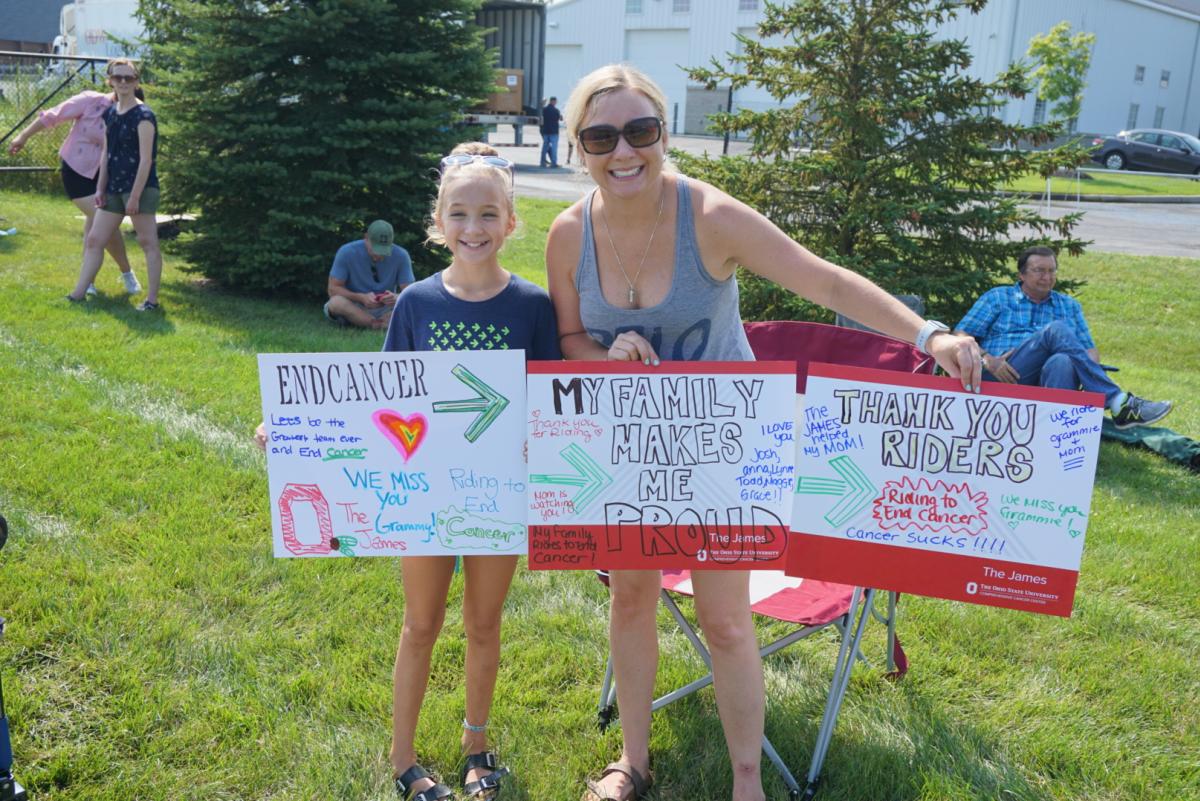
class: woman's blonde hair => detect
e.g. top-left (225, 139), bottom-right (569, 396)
top-left (425, 141), bottom-right (517, 246)
top-left (564, 63), bottom-right (669, 146)
top-left (106, 57), bottom-right (139, 78)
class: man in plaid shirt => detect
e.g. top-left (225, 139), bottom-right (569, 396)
top-left (955, 246), bottom-right (1172, 429)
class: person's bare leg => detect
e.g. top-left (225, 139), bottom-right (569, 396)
top-left (69, 210), bottom-right (123, 299)
top-left (325, 295), bottom-right (379, 328)
top-left (691, 570), bottom-right (765, 801)
top-left (587, 569), bottom-right (659, 799)
top-left (129, 213), bottom-right (161, 304)
top-left (72, 197), bottom-right (134, 275)
top-left (390, 556), bottom-right (456, 795)
top-left (460, 554), bottom-right (518, 789)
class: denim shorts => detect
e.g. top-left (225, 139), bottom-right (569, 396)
top-left (103, 187), bottom-right (160, 216)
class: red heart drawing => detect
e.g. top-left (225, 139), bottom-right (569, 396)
top-left (372, 410), bottom-right (428, 462)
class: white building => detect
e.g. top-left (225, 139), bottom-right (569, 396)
top-left (545, 0), bottom-right (1200, 138)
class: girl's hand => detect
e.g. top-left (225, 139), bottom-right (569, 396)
top-left (126, 194), bottom-right (140, 216)
top-left (254, 423), bottom-right (268, 451)
top-left (94, 191), bottom-right (106, 209)
top-left (607, 331), bottom-right (659, 365)
top-left (928, 332), bottom-right (984, 393)
top-left (7, 138), bottom-right (25, 155)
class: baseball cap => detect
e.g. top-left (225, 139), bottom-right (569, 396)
top-left (366, 219), bottom-right (394, 257)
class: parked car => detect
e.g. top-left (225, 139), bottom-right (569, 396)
top-left (1090, 129), bottom-right (1200, 175)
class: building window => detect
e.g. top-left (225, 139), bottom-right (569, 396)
top-left (673, 0), bottom-right (690, 11)
top-left (739, 0), bottom-right (759, 9)
top-left (1134, 65), bottom-right (1144, 84)
top-left (1160, 70), bottom-right (1170, 89)
top-left (1033, 98), bottom-right (1046, 125)
top-left (1154, 106), bottom-right (1166, 128)
top-left (1126, 103), bottom-right (1139, 130)
top-left (625, 0), bottom-right (642, 13)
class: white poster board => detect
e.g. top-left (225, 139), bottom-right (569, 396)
top-left (257, 351), bottom-right (526, 557)
top-left (788, 364), bottom-right (1104, 616)
top-left (526, 361), bottom-right (797, 570)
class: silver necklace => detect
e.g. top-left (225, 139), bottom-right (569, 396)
top-left (599, 182), bottom-right (666, 309)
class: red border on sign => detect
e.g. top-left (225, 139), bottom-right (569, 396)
top-left (786, 535), bottom-right (1077, 616)
top-left (528, 524), bottom-right (789, 571)
top-left (807, 362), bottom-right (1105, 408)
top-left (527, 360), bottom-right (795, 375)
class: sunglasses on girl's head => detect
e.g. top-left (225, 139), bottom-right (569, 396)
top-left (109, 73), bottom-right (138, 83)
top-left (439, 154), bottom-right (515, 175)
top-left (577, 116), bottom-right (664, 155)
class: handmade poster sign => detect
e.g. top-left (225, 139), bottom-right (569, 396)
top-left (526, 362), bottom-right (797, 570)
top-left (787, 363), bottom-right (1104, 616)
top-left (258, 351), bottom-right (527, 558)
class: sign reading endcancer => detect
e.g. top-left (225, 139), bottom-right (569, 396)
top-left (258, 351), bottom-right (526, 558)
top-left (526, 362), bottom-right (797, 570)
top-left (787, 363), bottom-right (1104, 616)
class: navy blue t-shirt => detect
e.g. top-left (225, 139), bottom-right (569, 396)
top-left (384, 272), bottom-right (561, 360)
top-left (104, 103), bottom-right (157, 194)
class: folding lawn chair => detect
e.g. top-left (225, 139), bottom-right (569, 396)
top-left (595, 321), bottom-right (935, 799)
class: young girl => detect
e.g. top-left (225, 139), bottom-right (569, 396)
top-left (66, 58), bottom-right (163, 311)
top-left (386, 142), bottom-right (560, 801)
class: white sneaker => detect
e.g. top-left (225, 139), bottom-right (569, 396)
top-left (86, 283), bottom-right (98, 296)
top-left (121, 271), bottom-right (142, 294)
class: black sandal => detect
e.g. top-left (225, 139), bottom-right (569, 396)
top-left (461, 751), bottom-right (510, 800)
top-left (583, 761), bottom-right (653, 801)
top-left (395, 764), bottom-right (454, 801)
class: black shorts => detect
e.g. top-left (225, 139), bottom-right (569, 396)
top-left (60, 160), bottom-right (98, 200)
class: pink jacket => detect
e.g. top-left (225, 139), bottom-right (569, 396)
top-left (39, 91), bottom-right (113, 179)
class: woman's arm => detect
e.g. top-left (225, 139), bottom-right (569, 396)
top-left (126, 119), bottom-right (155, 215)
top-left (695, 181), bottom-right (981, 389)
top-left (7, 118), bottom-right (46, 155)
top-left (546, 206), bottom-right (615, 361)
top-left (94, 128), bottom-right (109, 208)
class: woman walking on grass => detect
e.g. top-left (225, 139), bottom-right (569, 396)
top-left (8, 81), bottom-right (142, 296)
top-left (545, 64), bottom-right (982, 801)
top-left (66, 58), bottom-right (162, 311)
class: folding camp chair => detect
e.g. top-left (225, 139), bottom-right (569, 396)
top-left (596, 321), bottom-right (935, 799)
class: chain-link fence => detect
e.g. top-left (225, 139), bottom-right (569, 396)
top-left (1, 51), bottom-right (113, 192)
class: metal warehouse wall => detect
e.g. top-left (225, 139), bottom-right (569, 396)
top-left (478, 2), bottom-right (546, 113)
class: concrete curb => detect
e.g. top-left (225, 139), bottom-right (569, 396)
top-left (999, 190), bottom-right (1200, 204)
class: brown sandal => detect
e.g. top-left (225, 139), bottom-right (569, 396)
top-left (582, 761), bottom-right (653, 801)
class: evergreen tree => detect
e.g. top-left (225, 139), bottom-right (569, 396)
top-left (678, 0), bottom-right (1089, 324)
top-left (138, 0), bottom-right (495, 295)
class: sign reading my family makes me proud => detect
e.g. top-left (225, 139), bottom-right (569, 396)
top-left (257, 351), bottom-right (527, 558)
top-left (526, 362), bottom-right (797, 570)
top-left (787, 363), bottom-right (1104, 616)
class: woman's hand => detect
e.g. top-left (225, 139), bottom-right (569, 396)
top-left (125, 193), bottom-right (140, 216)
top-left (928, 332), bottom-right (984, 393)
top-left (93, 190), bottom-right (106, 209)
top-left (607, 331), bottom-right (659, 364)
top-left (254, 422), bottom-right (268, 451)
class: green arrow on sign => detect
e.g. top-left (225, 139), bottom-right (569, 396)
top-left (796, 455), bottom-right (877, 528)
top-left (432, 364), bottom-right (510, 442)
top-left (528, 443), bottom-right (613, 514)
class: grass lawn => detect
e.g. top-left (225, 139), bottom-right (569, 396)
top-left (1005, 170), bottom-right (1200, 196)
top-left (0, 188), bottom-right (1197, 801)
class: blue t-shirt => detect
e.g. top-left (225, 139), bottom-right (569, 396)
top-left (104, 103), bottom-right (157, 194)
top-left (384, 272), bottom-right (561, 360)
top-left (329, 239), bottom-right (415, 294)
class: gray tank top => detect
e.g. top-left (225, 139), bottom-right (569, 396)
top-left (576, 176), bottom-right (754, 362)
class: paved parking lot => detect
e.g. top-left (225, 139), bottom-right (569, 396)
top-left (489, 127), bottom-right (1200, 259)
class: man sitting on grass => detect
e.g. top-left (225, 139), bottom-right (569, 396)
top-left (955, 246), bottom-right (1172, 429)
top-left (324, 219), bottom-right (414, 330)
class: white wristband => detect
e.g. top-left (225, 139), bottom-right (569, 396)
top-left (915, 320), bottom-right (949, 355)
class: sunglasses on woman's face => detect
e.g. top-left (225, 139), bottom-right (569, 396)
top-left (439, 154), bottom-right (515, 175)
top-left (109, 73), bottom-right (138, 83)
top-left (577, 116), bottom-right (664, 155)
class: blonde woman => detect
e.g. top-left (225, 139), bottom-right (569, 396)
top-left (546, 64), bottom-right (982, 801)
